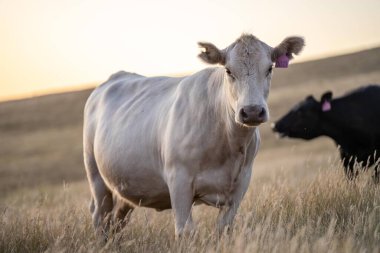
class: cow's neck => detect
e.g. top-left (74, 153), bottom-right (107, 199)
top-left (320, 101), bottom-right (362, 148)
top-left (320, 118), bottom-right (347, 147)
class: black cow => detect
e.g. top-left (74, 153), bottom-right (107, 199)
top-left (272, 85), bottom-right (380, 182)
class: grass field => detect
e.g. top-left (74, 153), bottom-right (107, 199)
top-left (1, 48), bottom-right (380, 252)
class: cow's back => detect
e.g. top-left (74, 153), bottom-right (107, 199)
top-left (84, 70), bottom-right (183, 152)
top-left (83, 71), bottom-right (184, 207)
top-left (85, 71), bottom-right (182, 120)
top-left (335, 85), bottom-right (380, 136)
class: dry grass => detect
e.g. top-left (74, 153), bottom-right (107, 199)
top-left (1, 162), bottom-right (379, 253)
top-left (0, 48), bottom-right (380, 252)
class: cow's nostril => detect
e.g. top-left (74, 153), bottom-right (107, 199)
top-left (258, 108), bottom-right (266, 119)
top-left (240, 109), bottom-right (248, 119)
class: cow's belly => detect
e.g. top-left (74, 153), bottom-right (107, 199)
top-left (195, 194), bottom-right (228, 207)
top-left (118, 186), bottom-right (172, 211)
top-left (101, 164), bottom-right (172, 210)
top-left (193, 164), bottom-right (245, 207)
top-left (94, 111), bottom-right (172, 210)
top-left (96, 133), bottom-right (251, 211)
top-left (100, 164), bottom-right (240, 210)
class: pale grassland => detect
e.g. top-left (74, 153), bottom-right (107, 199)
top-left (0, 48), bottom-right (380, 252)
top-left (1, 157), bottom-right (379, 253)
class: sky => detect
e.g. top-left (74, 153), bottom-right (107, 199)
top-left (0, 0), bottom-right (380, 101)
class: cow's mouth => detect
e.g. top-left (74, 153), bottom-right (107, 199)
top-left (237, 119), bottom-right (265, 128)
top-left (271, 122), bottom-right (288, 138)
top-left (243, 122), bottom-right (262, 128)
top-left (236, 121), bottom-right (258, 128)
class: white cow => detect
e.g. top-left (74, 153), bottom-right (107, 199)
top-left (83, 34), bottom-right (304, 238)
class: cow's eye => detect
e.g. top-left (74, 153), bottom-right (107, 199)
top-left (266, 66), bottom-right (273, 77)
top-left (225, 68), bottom-right (235, 80)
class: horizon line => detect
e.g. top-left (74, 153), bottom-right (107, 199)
top-left (1, 44), bottom-right (379, 103)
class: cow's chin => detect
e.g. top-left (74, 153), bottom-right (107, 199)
top-left (235, 120), bottom-right (261, 128)
top-left (275, 132), bottom-right (287, 138)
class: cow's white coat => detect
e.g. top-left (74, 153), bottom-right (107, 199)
top-left (83, 34), bottom-right (304, 238)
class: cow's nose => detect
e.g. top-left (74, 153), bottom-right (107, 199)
top-left (239, 105), bottom-right (267, 125)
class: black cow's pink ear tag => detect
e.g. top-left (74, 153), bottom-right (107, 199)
top-left (275, 55), bottom-right (289, 68)
top-left (322, 101), bottom-right (331, 112)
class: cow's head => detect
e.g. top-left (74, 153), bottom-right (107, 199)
top-left (198, 34), bottom-right (304, 127)
top-left (272, 91), bottom-right (333, 139)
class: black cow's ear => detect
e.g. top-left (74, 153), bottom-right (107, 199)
top-left (321, 91), bottom-right (333, 102)
top-left (306, 95), bottom-right (316, 101)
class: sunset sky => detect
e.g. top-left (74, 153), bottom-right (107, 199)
top-left (1, 0), bottom-right (379, 101)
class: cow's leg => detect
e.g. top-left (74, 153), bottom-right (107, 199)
top-left (84, 152), bottom-right (113, 240)
top-left (217, 165), bottom-right (252, 236)
top-left (90, 197), bottom-right (95, 215)
top-left (91, 177), bottom-right (113, 238)
top-left (167, 169), bottom-right (195, 238)
top-left (112, 197), bottom-right (134, 231)
top-left (216, 203), bottom-right (239, 235)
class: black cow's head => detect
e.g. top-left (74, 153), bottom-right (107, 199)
top-left (272, 91), bottom-right (333, 140)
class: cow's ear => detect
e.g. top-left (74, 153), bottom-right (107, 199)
top-left (321, 91), bottom-right (333, 102)
top-left (320, 91), bottom-right (333, 112)
top-left (271, 36), bottom-right (305, 63)
top-left (198, 42), bottom-right (226, 65)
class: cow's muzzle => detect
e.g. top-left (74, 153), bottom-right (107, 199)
top-left (271, 122), bottom-right (287, 138)
top-left (239, 105), bottom-right (267, 126)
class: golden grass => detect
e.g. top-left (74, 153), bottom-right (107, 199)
top-left (1, 48), bottom-right (380, 252)
top-left (1, 162), bottom-right (379, 253)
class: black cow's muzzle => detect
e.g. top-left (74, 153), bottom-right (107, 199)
top-left (271, 122), bottom-right (287, 138)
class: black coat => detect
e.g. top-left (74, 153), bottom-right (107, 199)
top-left (273, 85), bottom-right (380, 181)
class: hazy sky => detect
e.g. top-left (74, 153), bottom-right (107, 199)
top-left (1, 0), bottom-right (379, 101)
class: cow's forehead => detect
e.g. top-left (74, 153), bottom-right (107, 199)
top-left (293, 98), bottom-right (316, 112)
top-left (227, 35), bottom-right (272, 72)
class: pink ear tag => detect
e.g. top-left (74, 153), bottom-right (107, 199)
top-left (322, 101), bottom-right (331, 112)
top-left (275, 55), bottom-right (289, 68)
